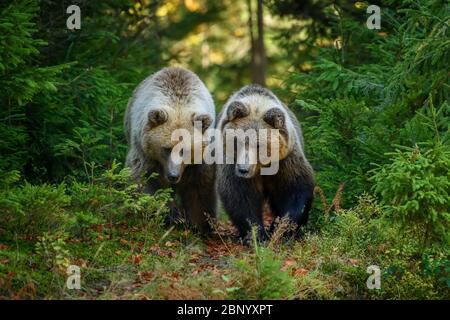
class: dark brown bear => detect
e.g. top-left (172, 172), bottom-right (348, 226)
top-left (216, 85), bottom-right (314, 241)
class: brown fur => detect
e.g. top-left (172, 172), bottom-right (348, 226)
top-left (124, 67), bottom-right (217, 234)
top-left (216, 85), bottom-right (314, 241)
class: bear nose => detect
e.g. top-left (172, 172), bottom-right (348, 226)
top-left (237, 165), bottom-right (249, 174)
top-left (167, 172), bottom-right (180, 183)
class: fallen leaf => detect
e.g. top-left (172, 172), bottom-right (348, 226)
top-left (93, 224), bottom-right (103, 232)
top-left (130, 254), bottom-right (142, 264)
top-left (284, 259), bottom-right (296, 267)
top-left (171, 272), bottom-right (180, 280)
top-left (292, 268), bottom-right (308, 276)
top-left (349, 258), bottom-right (359, 266)
top-left (212, 266), bottom-right (220, 275)
top-left (73, 258), bottom-right (87, 268)
top-left (137, 242), bottom-right (144, 249)
top-left (148, 245), bottom-right (175, 257)
top-left (139, 271), bottom-right (153, 281)
top-left (281, 258), bottom-right (296, 271)
top-left (162, 272), bottom-right (180, 281)
top-left (165, 241), bottom-right (175, 247)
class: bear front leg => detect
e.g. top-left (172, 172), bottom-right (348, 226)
top-left (178, 165), bottom-right (217, 235)
top-left (145, 171), bottom-right (185, 225)
top-left (181, 190), bottom-right (217, 236)
top-left (218, 167), bottom-right (267, 243)
top-left (269, 183), bottom-right (314, 238)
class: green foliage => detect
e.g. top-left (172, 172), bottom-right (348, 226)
top-left (0, 0), bottom-right (63, 103)
top-left (68, 161), bottom-right (172, 226)
top-left (0, 162), bottom-right (174, 299)
top-left (35, 231), bottom-right (71, 271)
top-left (0, 0), bottom-right (66, 173)
top-left (0, 161), bottom-right (171, 241)
top-left (0, 181), bottom-right (70, 238)
top-left (371, 143), bottom-right (450, 245)
top-left (229, 229), bottom-right (295, 299)
top-left (290, 195), bottom-right (449, 299)
top-left (297, 98), bottom-right (376, 200)
top-left (277, 0), bottom-right (449, 205)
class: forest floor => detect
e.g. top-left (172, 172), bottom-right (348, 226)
top-left (1, 198), bottom-right (448, 300)
top-left (69, 213), bottom-right (283, 300)
top-left (0, 211), bottom-right (271, 299)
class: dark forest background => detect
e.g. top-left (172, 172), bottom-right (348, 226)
top-left (0, 0), bottom-right (448, 299)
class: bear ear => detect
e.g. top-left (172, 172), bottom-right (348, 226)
top-left (192, 113), bottom-right (213, 133)
top-left (227, 101), bottom-right (249, 122)
top-left (147, 109), bottom-right (168, 129)
top-left (263, 107), bottom-right (286, 131)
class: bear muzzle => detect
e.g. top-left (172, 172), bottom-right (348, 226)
top-left (167, 171), bottom-right (181, 184)
top-left (235, 163), bottom-right (257, 179)
top-left (166, 157), bottom-right (184, 184)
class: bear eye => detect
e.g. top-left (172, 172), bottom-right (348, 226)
top-left (162, 147), bottom-right (172, 155)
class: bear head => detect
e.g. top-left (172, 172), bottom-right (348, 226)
top-left (141, 107), bottom-right (213, 184)
top-left (220, 95), bottom-right (291, 179)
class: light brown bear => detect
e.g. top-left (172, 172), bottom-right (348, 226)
top-left (216, 84), bottom-right (314, 242)
top-left (124, 67), bottom-right (216, 234)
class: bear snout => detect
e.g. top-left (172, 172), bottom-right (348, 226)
top-left (166, 170), bottom-right (181, 184)
top-left (235, 163), bottom-right (257, 178)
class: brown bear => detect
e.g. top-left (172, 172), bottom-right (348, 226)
top-left (216, 84), bottom-right (314, 242)
top-left (124, 67), bottom-right (217, 234)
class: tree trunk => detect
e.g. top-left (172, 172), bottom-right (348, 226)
top-left (248, 0), bottom-right (267, 86)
